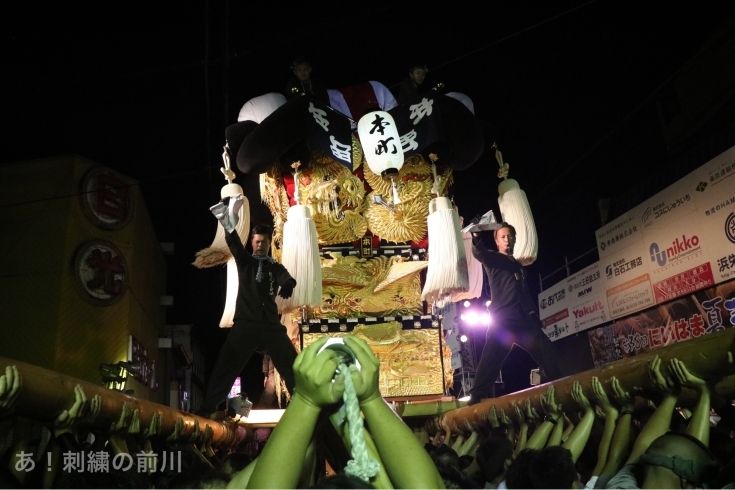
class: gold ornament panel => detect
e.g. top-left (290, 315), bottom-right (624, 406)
top-left (302, 322), bottom-right (452, 397)
top-left (310, 254), bottom-right (422, 319)
top-left (364, 191), bottom-right (431, 243)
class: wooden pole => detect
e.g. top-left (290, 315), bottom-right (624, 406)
top-left (0, 356), bottom-right (251, 449)
top-left (440, 327), bottom-right (735, 432)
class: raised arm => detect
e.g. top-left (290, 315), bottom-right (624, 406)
top-left (626, 355), bottom-right (680, 464)
top-left (513, 403), bottom-right (529, 457)
top-left (668, 358), bottom-right (711, 447)
top-left (343, 335), bottom-right (445, 489)
top-left (562, 381), bottom-right (595, 463)
top-left (590, 376), bottom-right (619, 477)
top-left (599, 376), bottom-right (636, 480)
top-left (541, 386), bottom-right (564, 447)
top-left (247, 336), bottom-right (344, 489)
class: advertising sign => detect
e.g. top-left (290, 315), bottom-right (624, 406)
top-left (588, 279), bottom-right (735, 366)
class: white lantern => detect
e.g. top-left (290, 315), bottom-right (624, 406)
top-left (357, 111), bottom-right (404, 203)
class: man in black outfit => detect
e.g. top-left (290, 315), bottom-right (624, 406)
top-left (285, 57), bottom-right (329, 104)
top-left (468, 223), bottom-right (562, 405)
top-left (199, 196), bottom-right (298, 417)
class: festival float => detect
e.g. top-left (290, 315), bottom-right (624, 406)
top-left (194, 81), bottom-right (501, 400)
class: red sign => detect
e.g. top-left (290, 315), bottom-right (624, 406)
top-left (652, 263), bottom-right (715, 303)
top-left (542, 308), bottom-right (569, 327)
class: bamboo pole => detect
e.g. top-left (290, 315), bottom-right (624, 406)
top-left (0, 356), bottom-right (251, 449)
top-left (440, 327), bottom-right (735, 432)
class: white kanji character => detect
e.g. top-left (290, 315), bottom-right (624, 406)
top-left (399, 130), bottom-right (418, 152)
top-left (15, 452), bottom-right (35, 472)
top-left (309, 102), bottom-right (329, 131)
top-left (112, 453), bottom-right (133, 471)
top-left (409, 97), bottom-right (433, 125)
top-left (329, 135), bottom-right (351, 163)
top-left (137, 451), bottom-right (156, 474)
top-left (87, 451), bottom-right (109, 473)
top-left (63, 451), bottom-right (83, 473)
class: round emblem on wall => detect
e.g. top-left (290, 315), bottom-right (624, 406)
top-left (79, 167), bottom-right (135, 229)
top-left (73, 240), bottom-right (128, 305)
top-left (726, 212), bottom-right (735, 244)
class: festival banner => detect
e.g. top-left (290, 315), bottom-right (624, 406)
top-left (588, 279), bottom-right (735, 366)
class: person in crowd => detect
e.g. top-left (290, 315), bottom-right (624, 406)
top-left (468, 223), bottom-right (562, 405)
top-left (198, 195), bottom-right (298, 418)
top-left (285, 57), bottom-right (329, 104)
top-left (397, 63), bottom-right (428, 104)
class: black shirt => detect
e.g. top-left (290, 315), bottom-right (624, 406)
top-left (472, 240), bottom-right (538, 321)
top-left (225, 230), bottom-right (296, 323)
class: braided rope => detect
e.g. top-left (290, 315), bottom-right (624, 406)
top-left (340, 363), bottom-right (380, 482)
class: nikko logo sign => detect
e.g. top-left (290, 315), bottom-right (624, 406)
top-left (649, 235), bottom-right (700, 267)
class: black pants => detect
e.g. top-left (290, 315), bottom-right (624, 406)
top-left (470, 317), bottom-right (562, 398)
top-left (201, 318), bottom-right (297, 412)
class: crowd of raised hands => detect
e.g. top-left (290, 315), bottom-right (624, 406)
top-left (414, 355), bottom-right (735, 489)
top-left (3, 350), bottom-right (735, 489)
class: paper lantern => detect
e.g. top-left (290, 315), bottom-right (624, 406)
top-left (357, 111), bottom-right (404, 204)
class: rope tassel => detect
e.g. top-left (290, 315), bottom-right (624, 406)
top-left (277, 162), bottom-right (322, 313)
top-left (421, 197), bottom-right (469, 307)
top-left (495, 148), bottom-right (538, 265)
top-left (193, 146), bottom-right (250, 328)
top-left (276, 204), bottom-right (323, 313)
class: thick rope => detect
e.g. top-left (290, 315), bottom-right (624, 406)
top-left (340, 362), bottom-right (379, 482)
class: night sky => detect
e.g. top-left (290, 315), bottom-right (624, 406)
top-left (4, 1), bottom-right (734, 400)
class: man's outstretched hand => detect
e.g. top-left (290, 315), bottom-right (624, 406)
top-left (278, 280), bottom-right (295, 299)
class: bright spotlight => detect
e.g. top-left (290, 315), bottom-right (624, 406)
top-left (460, 314), bottom-right (466, 321)
top-left (463, 300), bottom-right (471, 308)
top-left (485, 300), bottom-right (492, 307)
top-left (481, 313), bottom-right (491, 325)
top-left (466, 311), bottom-right (479, 325)
top-left (460, 334), bottom-right (468, 343)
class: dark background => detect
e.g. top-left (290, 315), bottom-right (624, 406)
top-left (4, 0), bottom-right (734, 402)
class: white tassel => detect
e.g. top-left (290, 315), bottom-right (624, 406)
top-left (220, 258), bottom-right (239, 327)
top-left (451, 232), bottom-right (483, 302)
top-left (421, 197), bottom-right (469, 307)
top-left (498, 178), bottom-right (538, 265)
top-left (276, 204), bottom-right (322, 313)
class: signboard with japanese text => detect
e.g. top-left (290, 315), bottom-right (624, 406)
top-left (600, 241), bottom-right (654, 319)
top-left (644, 210), bottom-right (715, 303)
top-left (306, 97), bottom-right (354, 169)
top-left (544, 145), bottom-right (735, 345)
top-left (541, 262), bottom-right (610, 341)
top-left (689, 145), bottom-right (735, 283)
top-left (638, 175), bottom-right (698, 231)
top-left (595, 208), bottom-right (644, 260)
top-left (587, 279), bottom-right (735, 366)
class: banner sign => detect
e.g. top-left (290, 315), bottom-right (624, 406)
top-left (587, 279), bottom-right (735, 366)
top-left (541, 262), bottom-right (611, 341)
top-left (540, 144), bottom-right (735, 341)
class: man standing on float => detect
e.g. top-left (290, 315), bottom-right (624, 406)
top-left (199, 196), bottom-right (297, 417)
top-left (468, 223), bottom-right (562, 405)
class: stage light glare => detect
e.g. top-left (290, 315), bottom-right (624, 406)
top-left (485, 300), bottom-right (492, 307)
top-left (481, 313), bottom-right (491, 325)
top-left (463, 300), bottom-right (471, 308)
top-left (460, 314), bottom-right (466, 321)
top-left (460, 334), bottom-right (468, 343)
top-left (466, 311), bottom-right (479, 325)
